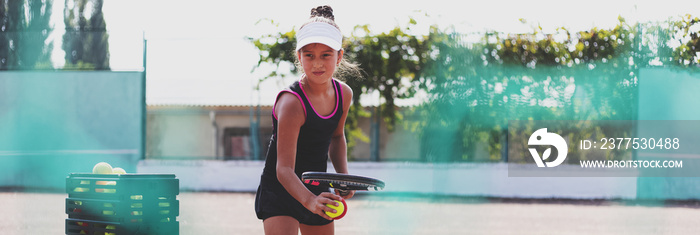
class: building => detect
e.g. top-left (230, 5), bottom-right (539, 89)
top-left (145, 104), bottom-right (423, 161)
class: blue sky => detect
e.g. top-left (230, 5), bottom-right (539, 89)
top-left (48, 0), bottom-right (700, 105)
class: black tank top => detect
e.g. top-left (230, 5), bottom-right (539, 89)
top-left (260, 79), bottom-right (343, 193)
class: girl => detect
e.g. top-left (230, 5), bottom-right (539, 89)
top-left (255, 5), bottom-right (361, 235)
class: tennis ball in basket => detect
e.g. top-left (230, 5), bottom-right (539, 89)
top-left (112, 167), bottom-right (126, 174)
top-left (77, 221), bottom-right (89, 234)
top-left (325, 199), bottom-right (347, 220)
top-left (92, 162), bottom-right (113, 174)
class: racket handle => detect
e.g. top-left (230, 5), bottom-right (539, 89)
top-left (337, 189), bottom-right (349, 196)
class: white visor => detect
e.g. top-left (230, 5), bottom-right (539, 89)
top-left (295, 22), bottom-right (342, 51)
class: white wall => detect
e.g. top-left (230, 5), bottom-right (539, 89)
top-left (137, 160), bottom-right (637, 199)
top-left (137, 160), bottom-right (264, 191)
top-left (147, 113), bottom-right (216, 158)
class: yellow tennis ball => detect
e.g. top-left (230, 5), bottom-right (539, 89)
top-left (325, 199), bottom-right (347, 220)
top-left (92, 162), bottom-right (113, 174)
top-left (112, 167), bottom-right (126, 174)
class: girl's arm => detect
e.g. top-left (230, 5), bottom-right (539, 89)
top-left (275, 92), bottom-right (341, 220)
top-left (329, 82), bottom-right (355, 198)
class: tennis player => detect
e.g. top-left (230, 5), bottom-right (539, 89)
top-left (255, 5), bottom-right (361, 235)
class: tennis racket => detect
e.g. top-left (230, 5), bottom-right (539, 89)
top-left (302, 172), bottom-right (385, 196)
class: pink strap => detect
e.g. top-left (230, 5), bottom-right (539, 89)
top-left (272, 90), bottom-right (306, 120)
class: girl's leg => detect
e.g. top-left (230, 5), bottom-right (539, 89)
top-left (300, 221), bottom-right (334, 235)
top-left (264, 216), bottom-right (299, 235)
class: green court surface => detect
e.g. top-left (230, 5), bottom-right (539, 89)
top-left (2, 192), bottom-right (700, 234)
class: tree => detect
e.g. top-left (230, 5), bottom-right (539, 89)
top-left (0, 0), bottom-right (54, 70)
top-left (417, 15), bottom-right (699, 162)
top-left (251, 15), bottom-right (699, 162)
top-left (343, 23), bottom-right (432, 130)
top-left (62, 0), bottom-right (110, 70)
top-left (669, 14), bottom-right (700, 67)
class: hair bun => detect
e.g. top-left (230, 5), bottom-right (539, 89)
top-left (310, 5), bottom-right (334, 21)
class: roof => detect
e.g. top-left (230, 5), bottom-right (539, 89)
top-left (147, 76), bottom-right (426, 108)
top-left (146, 75), bottom-right (294, 107)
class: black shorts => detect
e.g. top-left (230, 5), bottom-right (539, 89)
top-left (255, 183), bottom-right (332, 226)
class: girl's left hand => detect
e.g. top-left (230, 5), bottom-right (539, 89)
top-left (335, 189), bottom-right (355, 199)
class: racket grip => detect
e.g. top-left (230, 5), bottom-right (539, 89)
top-left (337, 189), bottom-right (349, 196)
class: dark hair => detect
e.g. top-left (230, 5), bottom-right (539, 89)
top-left (299, 5), bottom-right (340, 32)
top-left (295, 5), bottom-right (363, 81)
top-left (310, 5), bottom-right (335, 21)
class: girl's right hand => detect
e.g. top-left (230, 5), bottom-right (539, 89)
top-left (305, 192), bottom-right (342, 220)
